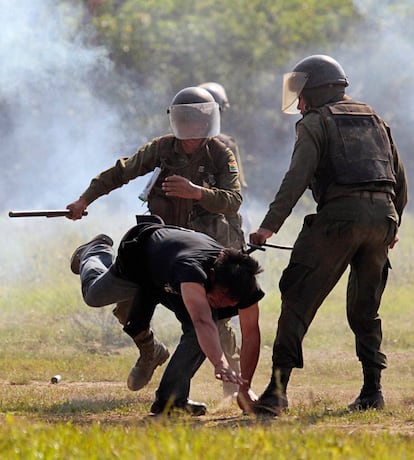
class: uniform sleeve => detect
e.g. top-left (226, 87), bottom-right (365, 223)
top-left (81, 139), bottom-right (161, 204)
top-left (223, 135), bottom-right (248, 188)
top-left (260, 115), bottom-right (322, 233)
top-left (387, 126), bottom-right (408, 225)
top-left (198, 143), bottom-right (242, 215)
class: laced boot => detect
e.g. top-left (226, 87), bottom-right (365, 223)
top-left (254, 367), bottom-right (292, 416)
top-left (127, 330), bottom-right (170, 391)
top-left (348, 367), bottom-right (384, 411)
top-left (150, 399), bottom-right (207, 417)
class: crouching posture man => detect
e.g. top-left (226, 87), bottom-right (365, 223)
top-left (70, 219), bottom-right (263, 415)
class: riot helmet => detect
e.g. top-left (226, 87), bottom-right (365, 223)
top-left (282, 54), bottom-right (349, 114)
top-left (198, 82), bottom-right (230, 111)
top-left (168, 86), bottom-right (220, 139)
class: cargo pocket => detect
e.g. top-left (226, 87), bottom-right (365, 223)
top-left (323, 210), bottom-right (359, 238)
top-left (279, 258), bottom-right (315, 300)
top-left (384, 215), bottom-right (398, 246)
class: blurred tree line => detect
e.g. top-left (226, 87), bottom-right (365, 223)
top-left (67, 0), bottom-right (412, 205)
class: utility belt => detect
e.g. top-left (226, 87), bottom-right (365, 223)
top-left (343, 190), bottom-right (392, 201)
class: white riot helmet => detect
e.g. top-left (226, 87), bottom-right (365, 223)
top-left (198, 82), bottom-right (230, 112)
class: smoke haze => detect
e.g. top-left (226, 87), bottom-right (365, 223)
top-left (0, 0), bottom-right (151, 282)
top-left (0, 0), bottom-right (152, 213)
top-left (1, 0), bottom-right (413, 283)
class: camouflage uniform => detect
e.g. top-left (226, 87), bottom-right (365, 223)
top-left (80, 134), bottom-right (245, 385)
top-left (217, 133), bottom-right (248, 189)
top-left (213, 132), bottom-right (248, 388)
top-left (82, 134), bottom-right (244, 247)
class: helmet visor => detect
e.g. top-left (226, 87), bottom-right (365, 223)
top-left (169, 102), bottom-right (220, 139)
top-left (282, 72), bottom-right (309, 114)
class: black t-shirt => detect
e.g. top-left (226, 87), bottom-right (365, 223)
top-left (115, 225), bottom-right (264, 319)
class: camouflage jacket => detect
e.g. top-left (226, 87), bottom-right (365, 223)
top-left (81, 134), bottom-right (245, 248)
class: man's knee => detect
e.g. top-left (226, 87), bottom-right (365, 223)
top-left (348, 310), bottom-right (382, 333)
top-left (83, 289), bottom-right (112, 308)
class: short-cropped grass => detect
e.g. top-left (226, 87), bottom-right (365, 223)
top-left (1, 213), bottom-right (414, 459)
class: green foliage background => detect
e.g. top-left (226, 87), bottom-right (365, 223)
top-left (55, 0), bottom-right (414, 204)
top-left (74, 0), bottom-right (361, 197)
top-left (84, 0), bottom-right (358, 82)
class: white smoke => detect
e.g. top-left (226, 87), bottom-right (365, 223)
top-left (337, 0), bottom-right (413, 170)
top-left (0, 0), bottom-right (150, 282)
top-left (0, 0), bottom-right (149, 213)
top-left (1, 0), bottom-right (413, 283)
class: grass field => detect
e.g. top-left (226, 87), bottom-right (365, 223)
top-left (1, 211), bottom-right (414, 459)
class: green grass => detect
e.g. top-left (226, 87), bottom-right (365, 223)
top-left (1, 212), bottom-right (414, 458)
top-left (2, 413), bottom-right (414, 460)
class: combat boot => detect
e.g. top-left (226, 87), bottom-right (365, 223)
top-left (348, 367), bottom-right (384, 411)
top-left (254, 367), bottom-right (292, 416)
top-left (70, 234), bottom-right (113, 274)
top-left (150, 398), bottom-right (207, 417)
top-left (127, 329), bottom-right (170, 391)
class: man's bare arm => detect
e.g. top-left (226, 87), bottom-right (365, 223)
top-left (237, 303), bottom-right (260, 412)
top-left (180, 282), bottom-right (243, 384)
top-left (239, 302), bottom-right (260, 386)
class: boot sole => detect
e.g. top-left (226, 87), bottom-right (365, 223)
top-left (70, 234), bottom-right (113, 274)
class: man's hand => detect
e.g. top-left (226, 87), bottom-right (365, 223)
top-left (214, 363), bottom-right (244, 385)
top-left (66, 197), bottom-right (88, 220)
top-left (162, 175), bottom-right (202, 200)
top-left (249, 227), bottom-right (273, 246)
top-left (389, 234), bottom-right (399, 249)
top-left (237, 386), bottom-right (258, 414)
top-left (181, 282), bottom-right (241, 383)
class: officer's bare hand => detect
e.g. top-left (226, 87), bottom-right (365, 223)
top-left (389, 234), bottom-right (399, 249)
top-left (162, 175), bottom-right (202, 200)
top-left (215, 364), bottom-right (244, 385)
top-left (66, 197), bottom-right (88, 220)
top-left (237, 386), bottom-right (258, 414)
top-left (249, 227), bottom-right (273, 246)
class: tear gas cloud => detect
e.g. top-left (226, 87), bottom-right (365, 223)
top-left (339, 0), bottom-right (414, 161)
top-left (0, 0), bottom-right (150, 281)
top-left (0, 0), bottom-right (150, 215)
top-left (1, 0), bottom-right (413, 282)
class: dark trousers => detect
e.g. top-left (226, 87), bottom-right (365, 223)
top-left (153, 296), bottom-right (206, 406)
top-left (272, 195), bottom-right (398, 370)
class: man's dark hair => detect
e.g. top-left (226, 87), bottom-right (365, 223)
top-left (213, 248), bottom-right (262, 300)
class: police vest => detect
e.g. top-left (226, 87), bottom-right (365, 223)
top-left (146, 135), bottom-right (244, 249)
top-left (311, 101), bottom-right (396, 199)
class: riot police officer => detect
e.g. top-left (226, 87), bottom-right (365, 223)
top-left (250, 54), bottom-right (408, 415)
top-left (66, 86), bottom-right (245, 395)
